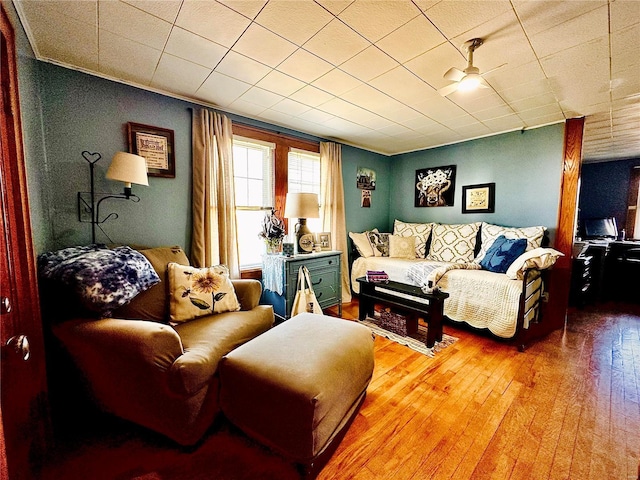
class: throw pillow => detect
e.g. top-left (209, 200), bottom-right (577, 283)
top-left (506, 247), bottom-right (564, 280)
top-left (479, 235), bottom-right (527, 273)
top-left (427, 222), bottom-right (480, 263)
top-left (168, 263), bottom-right (241, 323)
top-left (393, 220), bottom-right (433, 258)
top-left (349, 229), bottom-right (378, 257)
top-left (38, 245), bottom-right (160, 317)
top-left (475, 222), bottom-right (546, 263)
top-left (388, 235), bottom-right (416, 259)
top-left (367, 231), bottom-right (390, 257)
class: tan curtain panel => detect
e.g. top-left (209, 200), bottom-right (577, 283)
top-left (192, 109), bottom-right (240, 277)
top-left (320, 142), bottom-right (351, 302)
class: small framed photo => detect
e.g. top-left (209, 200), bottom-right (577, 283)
top-left (128, 122), bottom-right (175, 178)
top-left (462, 183), bottom-right (495, 214)
top-left (315, 232), bottom-right (332, 251)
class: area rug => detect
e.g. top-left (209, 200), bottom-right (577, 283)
top-left (362, 316), bottom-right (458, 357)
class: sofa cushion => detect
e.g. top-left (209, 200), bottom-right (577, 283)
top-left (475, 222), bottom-right (546, 263)
top-left (393, 220), bottom-right (432, 258)
top-left (427, 223), bottom-right (480, 263)
top-left (349, 229), bottom-right (377, 257)
top-left (38, 245), bottom-right (160, 317)
top-left (168, 263), bottom-right (241, 323)
top-left (388, 234), bottom-right (416, 259)
top-left (480, 235), bottom-right (527, 273)
top-left (113, 246), bottom-right (190, 323)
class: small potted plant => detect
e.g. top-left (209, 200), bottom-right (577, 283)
top-left (259, 208), bottom-right (285, 254)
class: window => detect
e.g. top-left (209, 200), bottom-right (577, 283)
top-left (232, 125), bottom-right (320, 271)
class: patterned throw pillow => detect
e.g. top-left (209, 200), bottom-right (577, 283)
top-left (427, 222), bottom-right (480, 263)
top-left (475, 222), bottom-right (546, 263)
top-left (349, 229), bottom-right (377, 257)
top-left (38, 245), bottom-right (160, 317)
top-left (367, 231), bottom-right (390, 257)
top-left (393, 220), bottom-right (433, 258)
top-left (168, 263), bottom-right (240, 323)
top-left (388, 235), bottom-right (416, 259)
top-left (479, 235), bottom-right (528, 273)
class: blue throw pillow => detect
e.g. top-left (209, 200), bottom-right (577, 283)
top-left (38, 245), bottom-right (160, 317)
top-left (479, 235), bottom-right (527, 274)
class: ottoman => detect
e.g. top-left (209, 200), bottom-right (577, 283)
top-left (219, 313), bottom-right (375, 476)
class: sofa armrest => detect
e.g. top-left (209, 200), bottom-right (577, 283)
top-left (231, 279), bottom-right (262, 310)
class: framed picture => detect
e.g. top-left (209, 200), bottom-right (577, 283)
top-left (415, 165), bottom-right (456, 207)
top-left (361, 189), bottom-right (371, 207)
top-left (315, 232), bottom-right (332, 251)
top-left (127, 122), bottom-right (175, 178)
top-left (462, 183), bottom-right (495, 213)
top-left (356, 167), bottom-right (376, 190)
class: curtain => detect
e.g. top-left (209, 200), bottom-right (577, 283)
top-left (320, 142), bottom-right (351, 302)
top-left (192, 108), bottom-right (240, 277)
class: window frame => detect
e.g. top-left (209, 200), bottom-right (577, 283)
top-left (232, 124), bottom-right (320, 277)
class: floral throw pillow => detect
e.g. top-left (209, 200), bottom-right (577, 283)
top-left (38, 245), bottom-right (160, 317)
top-left (367, 231), bottom-right (390, 257)
top-left (168, 263), bottom-right (240, 323)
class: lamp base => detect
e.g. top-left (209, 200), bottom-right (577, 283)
top-left (295, 219), bottom-right (314, 254)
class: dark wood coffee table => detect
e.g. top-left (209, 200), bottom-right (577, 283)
top-left (356, 277), bottom-right (449, 348)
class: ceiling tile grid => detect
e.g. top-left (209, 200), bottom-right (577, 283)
top-left (12, 0), bottom-right (640, 160)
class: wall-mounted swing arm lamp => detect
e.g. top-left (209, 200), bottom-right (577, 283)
top-left (77, 150), bottom-right (148, 244)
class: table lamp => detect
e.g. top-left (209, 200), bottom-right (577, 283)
top-left (284, 193), bottom-right (319, 254)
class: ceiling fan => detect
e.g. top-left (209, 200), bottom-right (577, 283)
top-left (438, 38), bottom-right (493, 97)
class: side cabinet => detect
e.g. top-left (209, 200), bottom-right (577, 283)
top-left (261, 251), bottom-right (342, 321)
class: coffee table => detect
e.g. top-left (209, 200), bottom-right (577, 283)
top-left (356, 277), bottom-right (449, 348)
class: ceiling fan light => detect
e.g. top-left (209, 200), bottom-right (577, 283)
top-left (457, 73), bottom-right (482, 92)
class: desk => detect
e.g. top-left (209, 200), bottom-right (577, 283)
top-left (604, 241), bottom-right (640, 302)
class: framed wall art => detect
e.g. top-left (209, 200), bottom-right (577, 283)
top-left (127, 122), bottom-right (175, 178)
top-left (415, 165), bottom-right (456, 207)
top-left (356, 167), bottom-right (376, 190)
top-left (462, 182), bottom-right (495, 214)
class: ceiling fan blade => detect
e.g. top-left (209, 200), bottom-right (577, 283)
top-left (443, 67), bottom-right (465, 82)
top-left (437, 82), bottom-right (460, 97)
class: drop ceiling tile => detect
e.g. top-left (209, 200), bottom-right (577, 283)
top-left (508, 93), bottom-right (559, 112)
top-left (339, 46), bottom-right (398, 82)
top-left (296, 108), bottom-right (335, 124)
top-left (528, 6), bottom-right (608, 59)
top-left (412, 96), bottom-right (468, 121)
top-left (447, 91), bottom-right (509, 113)
top-left (498, 79), bottom-right (556, 104)
top-left (303, 19), bottom-right (370, 66)
top-left (313, 69), bottom-right (363, 96)
top-left (259, 109), bottom-right (296, 125)
top-left (317, 97), bottom-right (358, 117)
top-left (369, 66), bottom-right (434, 104)
top-left (270, 98), bottom-right (311, 116)
top-left (277, 49), bottom-right (334, 83)
top-left (232, 23), bottom-right (298, 67)
top-left (341, 84), bottom-right (399, 113)
top-left (228, 98), bottom-right (267, 117)
top-left (405, 42), bottom-right (465, 90)
top-left (239, 87), bottom-right (284, 108)
top-left (322, 116), bottom-right (370, 134)
top-left (255, 0), bottom-right (334, 46)
top-left (314, 0), bottom-right (353, 16)
top-left (164, 27), bottom-right (228, 69)
top-left (423, 0), bottom-right (512, 39)
top-left (453, 122), bottom-right (492, 137)
top-left (343, 109), bottom-right (396, 130)
top-left (289, 85), bottom-right (335, 107)
top-left (19, 0), bottom-right (97, 25)
top-left (482, 114), bottom-right (524, 132)
top-left (122, 0), bottom-right (182, 23)
top-left (218, 0), bottom-right (267, 19)
top-left (176, 0), bottom-right (251, 48)
top-left (376, 123), bottom-right (414, 137)
top-left (610, 0), bottom-right (640, 33)
top-left (611, 24), bottom-right (640, 75)
top-left (151, 54), bottom-right (212, 96)
top-left (99, 0), bottom-right (171, 50)
top-left (196, 72), bottom-right (252, 107)
top-left (338, 1), bottom-right (420, 43)
top-left (376, 15), bottom-right (446, 64)
top-left (256, 70), bottom-right (306, 97)
top-left (471, 104), bottom-right (516, 122)
top-left (512, 0), bottom-right (605, 36)
top-left (518, 103), bottom-right (565, 121)
top-left (215, 51), bottom-right (271, 84)
top-left (98, 30), bottom-right (161, 85)
top-left (484, 61), bottom-right (548, 94)
top-left (521, 111), bottom-right (566, 126)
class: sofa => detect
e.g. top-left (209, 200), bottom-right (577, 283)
top-left (349, 220), bottom-right (562, 348)
top-left (39, 245), bottom-right (274, 446)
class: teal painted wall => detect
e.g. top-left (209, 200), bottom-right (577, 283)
top-left (389, 125), bottom-right (565, 243)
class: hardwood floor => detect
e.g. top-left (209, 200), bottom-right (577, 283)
top-left (40, 301), bottom-right (640, 480)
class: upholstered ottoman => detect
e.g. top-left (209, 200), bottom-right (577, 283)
top-left (219, 313), bottom-right (375, 476)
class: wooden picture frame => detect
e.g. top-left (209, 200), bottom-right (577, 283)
top-left (127, 122), bottom-right (175, 178)
top-left (462, 182), bottom-right (495, 213)
top-left (315, 232), bottom-right (332, 251)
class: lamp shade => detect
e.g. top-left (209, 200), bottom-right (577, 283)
top-left (106, 152), bottom-right (149, 187)
top-left (284, 193), bottom-right (319, 219)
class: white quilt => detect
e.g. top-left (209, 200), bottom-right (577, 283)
top-left (351, 257), bottom-right (529, 338)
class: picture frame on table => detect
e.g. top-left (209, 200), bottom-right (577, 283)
top-left (127, 122), bottom-right (175, 178)
top-left (315, 232), bottom-right (332, 251)
top-left (462, 182), bottom-right (495, 214)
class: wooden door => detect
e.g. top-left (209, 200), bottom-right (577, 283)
top-left (0, 5), bottom-right (50, 479)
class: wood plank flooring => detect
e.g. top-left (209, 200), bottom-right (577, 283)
top-left (39, 301), bottom-right (640, 480)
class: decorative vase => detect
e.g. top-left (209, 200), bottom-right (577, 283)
top-left (265, 238), bottom-right (283, 254)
